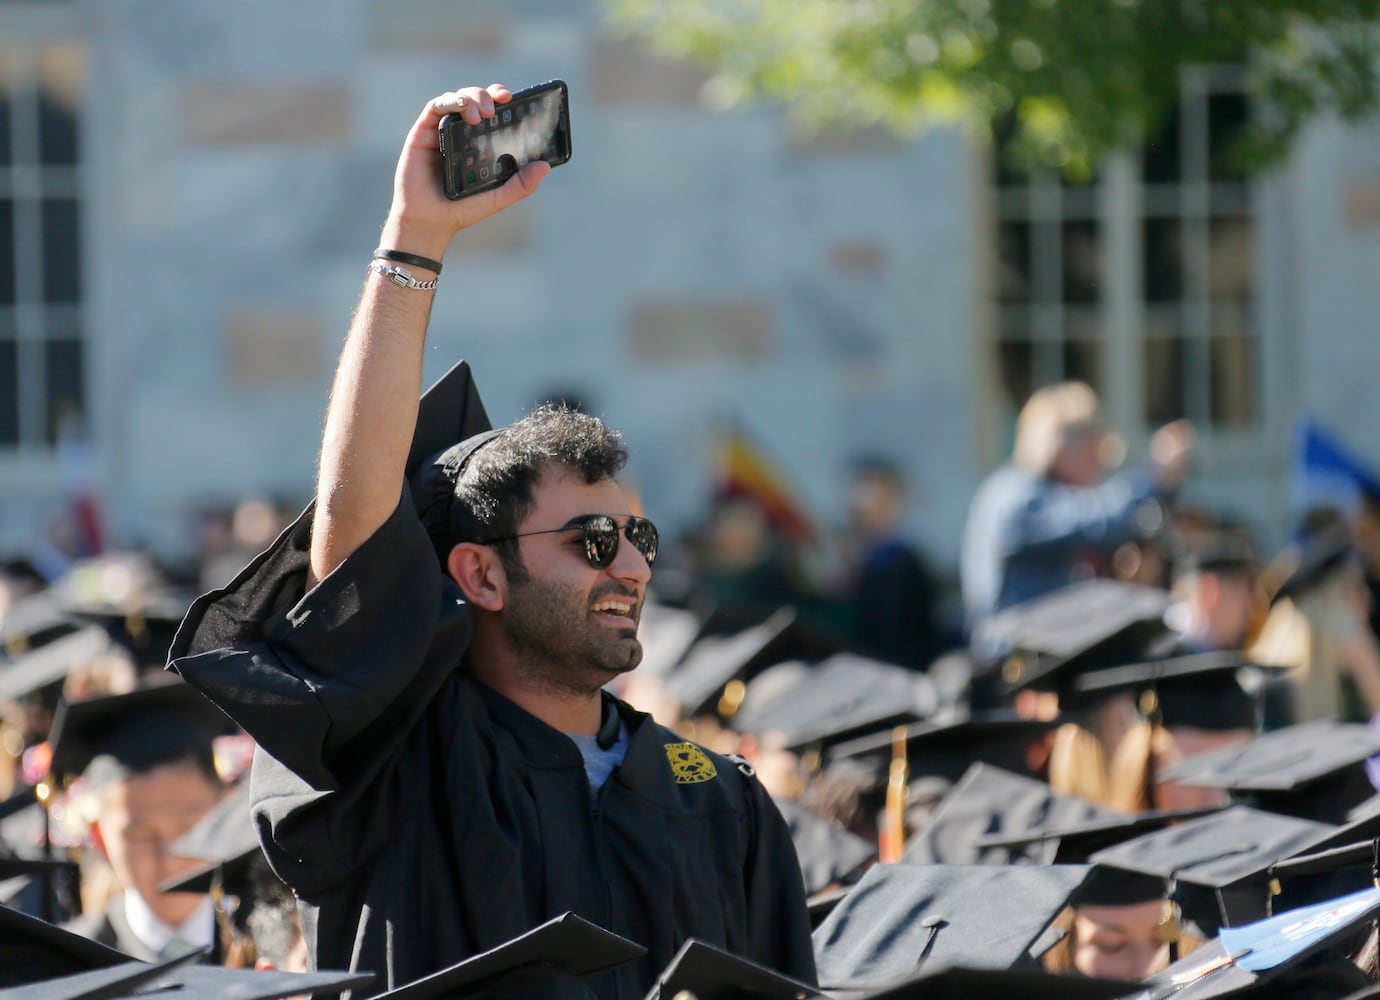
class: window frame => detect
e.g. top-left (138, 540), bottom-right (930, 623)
top-left (986, 65), bottom-right (1289, 478)
top-left (0, 6), bottom-right (89, 496)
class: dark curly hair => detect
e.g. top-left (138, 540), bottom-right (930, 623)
top-left (446, 404), bottom-right (629, 580)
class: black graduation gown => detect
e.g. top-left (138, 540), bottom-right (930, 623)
top-left (169, 494), bottom-right (816, 999)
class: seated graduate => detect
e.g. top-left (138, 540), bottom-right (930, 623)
top-left (168, 84), bottom-right (814, 998)
top-left (54, 684), bottom-right (230, 961)
top-left (1042, 868), bottom-right (1174, 982)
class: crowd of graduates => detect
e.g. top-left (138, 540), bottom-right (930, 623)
top-left (5, 379), bottom-right (1380, 998)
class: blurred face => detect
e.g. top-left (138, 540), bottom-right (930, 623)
top-left (95, 761), bottom-right (223, 927)
top-left (709, 499), bottom-right (771, 570)
top-left (1051, 423), bottom-right (1107, 487)
top-left (501, 467), bottom-right (653, 695)
top-left (849, 472), bottom-right (902, 537)
top-left (1072, 901), bottom-right (1170, 981)
top-left (1191, 571), bottom-right (1256, 648)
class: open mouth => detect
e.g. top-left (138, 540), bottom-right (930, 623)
top-left (591, 597), bottom-right (636, 623)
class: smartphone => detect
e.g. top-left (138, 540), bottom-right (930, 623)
top-left (438, 79), bottom-right (572, 201)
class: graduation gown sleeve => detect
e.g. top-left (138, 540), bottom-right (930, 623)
top-left (169, 491), bottom-right (473, 895)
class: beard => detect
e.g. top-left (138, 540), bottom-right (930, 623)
top-left (501, 574), bottom-right (643, 697)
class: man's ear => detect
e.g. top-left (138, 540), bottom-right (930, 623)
top-left (447, 543), bottom-right (508, 612)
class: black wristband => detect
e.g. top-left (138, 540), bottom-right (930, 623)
top-left (373, 247), bottom-right (443, 275)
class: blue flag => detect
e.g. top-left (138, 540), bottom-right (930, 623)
top-left (1290, 419), bottom-right (1380, 524)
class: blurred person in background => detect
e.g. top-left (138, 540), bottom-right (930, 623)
top-left (1250, 509), bottom-right (1380, 725)
top-left (1166, 526), bottom-right (1259, 653)
top-left (961, 381), bottom-right (1195, 631)
top-left (197, 496), bottom-right (292, 592)
top-left (1358, 492), bottom-right (1380, 643)
top-left (692, 496), bottom-right (810, 624)
top-left (1042, 871), bottom-right (1175, 982)
top-left (61, 689), bottom-right (228, 961)
top-left (840, 456), bottom-right (943, 668)
top-left (1103, 530), bottom-right (1263, 813)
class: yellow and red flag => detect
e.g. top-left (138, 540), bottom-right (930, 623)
top-left (713, 426), bottom-right (815, 546)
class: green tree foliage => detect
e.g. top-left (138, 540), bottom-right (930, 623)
top-left (604, 0), bottom-right (1380, 175)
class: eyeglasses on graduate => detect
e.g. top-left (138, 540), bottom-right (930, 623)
top-left (483, 514), bottom-right (658, 570)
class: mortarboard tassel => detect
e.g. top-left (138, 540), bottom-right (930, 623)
top-left (717, 679), bottom-right (747, 719)
top-left (1159, 875), bottom-right (1183, 964)
top-left (879, 725), bottom-right (909, 863)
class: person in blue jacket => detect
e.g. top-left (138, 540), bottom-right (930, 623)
top-left (960, 381), bottom-right (1195, 632)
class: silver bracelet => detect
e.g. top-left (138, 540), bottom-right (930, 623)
top-left (368, 258), bottom-right (437, 291)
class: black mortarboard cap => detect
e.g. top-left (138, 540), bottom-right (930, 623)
top-left (406, 359), bottom-right (494, 478)
top-left (737, 660), bottom-right (813, 720)
top-left (0, 796), bottom-right (80, 918)
top-left (1069, 866), bottom-right (1170, 907)
top-left (1025, 922), bottom-right (1067, 962)
top-left (1087, 804), bottom-right (1347, 933)
top-left (1268, 521), bottom-right (1358, 606)
top-left (3, 953), bottom-right (202, 1000)
top-left (632, 600), bottom-right (707, 680)
top-left (973, 801), bottom-right (1226, 865)
top-left (159, 778), bottom-right (259, 895)
top-left (1265, 837), bottom-right (1380, 914)
top-left (969, 579), bottom-right (1173, 701)
top-left (1157, 718), bottom-right (1380, 823)
top-left (0, 554), bottom-right (52, 589)
top-left (731, 653), bottom-right (938, 753)
top-left (404, 360), bottom-right (497, 565)
top-left (662, 607), bottom-right (842, 720)
top-left (1140, 885), bottom-right (1380, 999)
top-left (826, 710), bottom-right (1062, 784)
top-left (902, 762), bottom-right (1119, 865)
top-left (806, 885), bottom-right (852, 929)
top-left (6, 959), bottom-right (375, 1000)
top-left (375, 912), bottom-right (645, 998)
top-left (1074, 649), bottom-right (1275, 733)
top-left (0, 626), bottom-right (110, 703)
top-left (0, 855), bottom-right (80, 883)
top-left (853, 964), bottom-right (1139, 1000)
top-left (1171, 528), bottom-right (1258, 581)
top-left (64, 588), bottom-right (198, 671)
top-left (643, 939), bottom-right (822, 1000)
top-left (46, 680), bottom-right (235, 781)
top-left (812, 863), bottom-right (1092, 990)
top-left (775, 798), bottom-right (876, 896)
top-left (0, 590), bottom-right (79, 658)
top-left (0, 899), bottom-right (127, 988)
top-left (157, 963), bottom-right (371, 999)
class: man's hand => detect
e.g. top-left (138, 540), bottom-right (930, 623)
top-left (380, 85), bottom-right (552, 262)
top-left (1149, 419), bottom-right (1195, 491)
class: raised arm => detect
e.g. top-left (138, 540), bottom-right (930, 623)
top-left (310, 85), bottom-right (550, 582)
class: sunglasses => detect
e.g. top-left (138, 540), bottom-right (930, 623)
top-left (485, 514), bottom-right (658, 570)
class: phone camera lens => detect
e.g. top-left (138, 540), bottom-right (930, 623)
top-left (496, 154), bottom-right (518, 176)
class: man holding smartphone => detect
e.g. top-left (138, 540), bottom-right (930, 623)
top-left (169, 85), bottom-right (816, 998)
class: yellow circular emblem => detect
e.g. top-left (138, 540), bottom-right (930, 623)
top-left (664, 742), bottom-right (718, 784)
